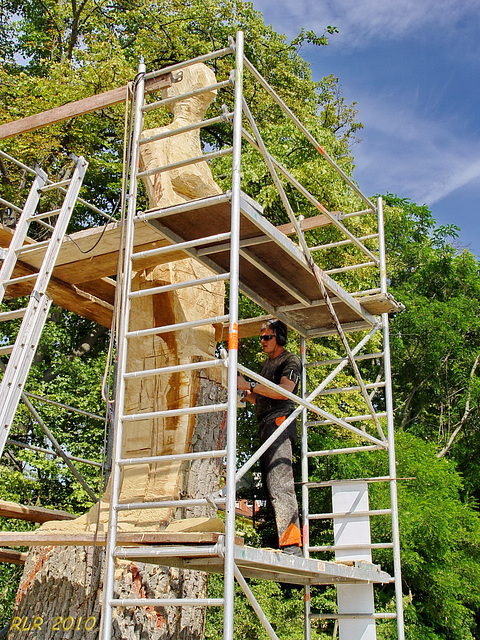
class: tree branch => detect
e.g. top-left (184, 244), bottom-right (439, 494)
top-left (437, 353), bottom-right (480, 458)
top-left (43, 324), bottom-right (108, 383)
top-left (399, 351), bottom-right (452, 430)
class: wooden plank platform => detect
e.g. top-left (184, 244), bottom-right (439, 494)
top-left (0, 192), bottom-right (402, 334)
top-left (148, 194), bottom-right (402, 336)
top-left (220, 291), bottom-right (404, 341)
top-left (0, 528), bottom-right (390, 584)
top-left (114, 540), bottom-right (392, 586)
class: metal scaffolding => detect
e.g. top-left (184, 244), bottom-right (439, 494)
top-left (99, 31), bottom-right (405, 640)
top-left (0, 30), bottom-right (405, 640)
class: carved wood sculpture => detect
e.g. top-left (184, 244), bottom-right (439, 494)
top-left (10, 64), bottom-right (228, 640)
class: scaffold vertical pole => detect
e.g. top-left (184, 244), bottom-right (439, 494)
top-left (100, 62), bottom-right (146, 640)
top-left (300, 336), bottom-right (312, 640)
top-left (377, 196), bottom-right (405, 640)
top-left (223, 30), bottom-right (244, 640)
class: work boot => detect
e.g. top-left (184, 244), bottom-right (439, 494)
top-left (281, 544), bottom-right (303, 558)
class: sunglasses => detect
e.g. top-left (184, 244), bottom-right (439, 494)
top-left (260, 334), bottom-right (275, 342)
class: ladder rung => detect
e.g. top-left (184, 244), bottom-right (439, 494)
top-left (123, 358), bottom-right (225, 381)
top-left (114, 544), bottom-right (220, 559)
top-left (0, 197), bottom-right (22, 214)
top-left (308, 509), bottom-right (392, 520)
top-left (316, 382), bottom-right (385, 396)
top-left (39, 179), bottom-right (72, 192)
top-left (307, 476), bottom-right (392, 488)
top-left (32, 209), bottom-right (62, 220)
top-left (109, 598), bottom-right (224, 607)
top-left (0, 344), bottom-right (14, 356)
top-left (2, 273), bottom-right (37, 286)
top-left (325, 261), bottom-right (376, 276)
top-left (308, 542), bottom-right (394, 552)
top-left (307, 445), bottom-right (384, 457)
top-left (16, 240), bottom-right (51, 253)
top-left (310, 233), bottom-right (379, 253)
top-left (306, 352), bottom-right (384, 368)
top-left (197, 235), bottom-right (266, 256)
top-left (142, 78), bottom-right (233, 113)
top-left (118, 448), bottom-right (227, 466)
top-left (138, 192), bottom-right (231, 224)
top-left (121, 402), bottom-right (228, 422)
top-left (129, 273), bottom-right (229, 299)
top-left (139, 112), bottom-right (233, 145)
top-left (131, 231), bottom-right (231, 262)
top-left (34, 219), bottom-right (55, 231)
top-left (310, 613), bottom-right (397, 620)
top-left (116, 496), bottom-right (226, 511)
top-left (307, 412), bottom-right (387, 427)
top-left (126, 314), bottom-right (229, 340)
top-left (0, 308), bottom-right (27, 322)
top-left (137, 148), bottom-right (233, 180)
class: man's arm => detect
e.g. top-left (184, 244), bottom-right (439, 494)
top-left (237, 374), bottom-right (296, 401)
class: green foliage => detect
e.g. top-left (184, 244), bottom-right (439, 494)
top-left (386, 432), bottom-right (480, 639)
top-left (385, 195), bottom-right (480, 499)
top-left (205, 573), bottom-right (307, 639)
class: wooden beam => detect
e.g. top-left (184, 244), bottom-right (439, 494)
top-left (0, 499), bottom-right (75, 523)
top-left (46, 275), bottom-right (114, 327)
top-left (0, 530), bottom-right (244, 547)
top-left (0, 74), bottom-right (174, 140)
top-left (1, 259), bottom-right (114, 327)
top-left (276, 211), bottom-right (341, 236)
top-left (0, 548), bottom-right (27, 565)
top-left (218, 315), bottom-right (272, 342)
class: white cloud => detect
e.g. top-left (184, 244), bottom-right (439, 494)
top-left (352, 93), bottom-right (480, 205)
top-left (254, 0), bottom-right (478, 46)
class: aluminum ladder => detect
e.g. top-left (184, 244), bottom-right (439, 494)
top-left (0, 155), bottom-right (88, 459)
top-left (100, 30), bottom-right (247, 636)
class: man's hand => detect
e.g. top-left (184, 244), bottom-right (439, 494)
top-left (241, 390), bottom-right (256, 404)
top-left (237, 373), bottom-right (250, 392)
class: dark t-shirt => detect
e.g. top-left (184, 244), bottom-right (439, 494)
top-left (255, 350), bottom-right (301, 425)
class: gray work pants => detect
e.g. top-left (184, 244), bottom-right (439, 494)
top-left (259, 416), bottom-right (301, 547)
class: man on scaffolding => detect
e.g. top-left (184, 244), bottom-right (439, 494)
top-left (237, 319), bottom-right (302, 557)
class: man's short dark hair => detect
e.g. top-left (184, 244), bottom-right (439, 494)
top-left (261, 319), bottom-right (288, 346)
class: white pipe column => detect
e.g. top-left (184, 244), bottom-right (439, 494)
top-left (377, 196), bottom-right (405, 640)
top-left (223, 30), bottom-right (244, 640)
top-left (100, 62), bottom-right (146, 640)
top-left (300, 337), bottom-right (311, 640)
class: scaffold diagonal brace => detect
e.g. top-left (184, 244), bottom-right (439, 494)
top-left (311, 266), bottom-right (387, 443)
top-left (234, 564), bottom-right (280, 640)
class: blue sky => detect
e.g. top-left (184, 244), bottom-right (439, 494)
top-left (252, 0), bottom-right (480, 256)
